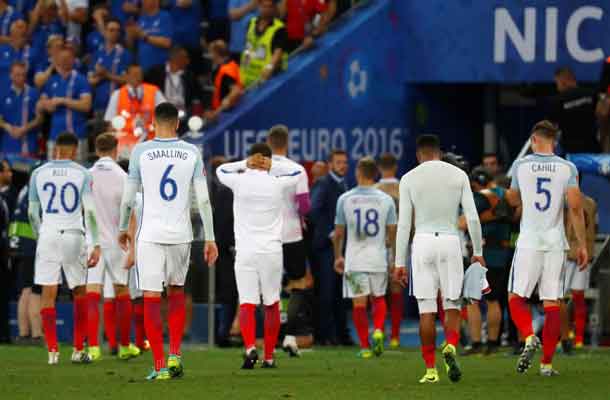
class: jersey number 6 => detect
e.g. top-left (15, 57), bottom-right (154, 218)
top-left (535, 177), bottom-right (552, 212)
top-left (160, 164), bottom-right (178, 201)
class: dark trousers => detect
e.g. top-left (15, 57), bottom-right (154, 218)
top-left (0, 262), bottom-right (10, 342)
top-left (312, 246), bottom-right (347, 343)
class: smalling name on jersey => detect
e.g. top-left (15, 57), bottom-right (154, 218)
top-left (146, 149), bottom-right (189, 161)
top-left (531, 163), bottom-right (556, 173)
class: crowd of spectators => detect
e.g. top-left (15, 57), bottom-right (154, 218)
top-left (0, 0), bottom-right (356, 162)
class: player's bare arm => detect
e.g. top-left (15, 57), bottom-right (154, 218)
top-left (124, 211), bottom-right (137, 269)
top-left (505, 188), bottom-right (523, 219)
top-left (566, 186), bottom-right (588, 270)
top-left (82, 190), bottom-right (101, 268)
top-left (332, 224), bottom-right (345, 274)
top-left (118, 180), bottom-right (139, 251)
top-left (386, 224), bottom-right (397, 272)
top-left (193, 172), bottom-right (218, 266)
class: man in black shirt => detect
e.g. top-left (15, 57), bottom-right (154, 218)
top-left (548, 67), bottom-right (600, 154)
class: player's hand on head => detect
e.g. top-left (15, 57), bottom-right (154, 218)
top-left (334, 257), bottom-right (345, 274)
top-left (471, 255), bottom-right (486, 267)
top-left (118, 231), bottom-right (131, 251)
top-left (261, 157), bottom-right (272, 171)
top-left (88, 246), bottom-right (101, 268)
top-left (204, 241), bottom-right (218, 266)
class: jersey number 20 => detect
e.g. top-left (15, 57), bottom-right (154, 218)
top-left (354, 208), bottom-right (379, 237)
top-left (160, 164), bottom-right (178, 201)
top-left (535, 177), bottom-right (552, 212)
top-left (43, 182), bottom-right (79, 213)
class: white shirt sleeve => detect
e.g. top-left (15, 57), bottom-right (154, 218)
top-left (215, 161), bottom-right (245, 190)
top-left (104, 90), bottom-right (119, 122)
top-left (395, 177), bottom-right (413, 267)
top-left (460, 174), bottom-right (483, 257)
top-left (154, 90), bottom-right (167, 105)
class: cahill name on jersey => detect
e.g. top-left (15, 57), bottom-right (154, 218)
top-left (335, 187), bottom-right (397, 272)
top-left (29, 160), bottom-right (92, 234)
top-left (511, 153), bottom-right (578, 251)
top-left (129, 138), bottom-right (205, 244)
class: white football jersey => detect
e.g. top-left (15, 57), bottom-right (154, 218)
top-left (335, 187), bottom-right (397, 272)
top-left (90, 157), bottom-right (127, 248)
top-left (511, 153), bottom-right (578, 251)
top-left (271, 155), bottom-right (309, 243)
top-left (29, 160), bottom-right (92, 234)
top-left (216, 163), bottom-right (302, 261)
top-left (128, 138), bottom-right (205, 244)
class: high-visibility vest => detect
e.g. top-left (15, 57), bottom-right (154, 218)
top-left (116, 83), bottom-right (158, 154)
top-left (240, 17), bottom-right (288, 88)
top-left (212, 60), bottom-right (242, 110)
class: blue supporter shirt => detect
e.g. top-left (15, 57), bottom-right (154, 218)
top-left (0, 43), bottom-right (39, 86)
top-left (137, 10), bottom-right (173, 71)
top-left (169, 0), bottom-right (201, 49)
top-left (9, 0), bottom-right (35, 17)
top-left (31, 20), bottom-right (65, 57)
top-left (228, 0), bottom-right (257, 54)
top-left (111, 0), bottom-right (140, 24)
top-left (0, 85), bottom-right (39, 156)
top-left (89, 44), bottom-right (131, 112)
top-left (85, 29), bottom-right (104, 57)
top-left (42, 70), bottom-right (91, 140)
top-left (0, 6), bottom-right (22, 37)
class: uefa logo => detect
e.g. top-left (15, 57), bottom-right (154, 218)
top-left (344, 55), bottom-right (369, 102)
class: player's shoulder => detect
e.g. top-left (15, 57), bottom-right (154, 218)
top-left (271, 156), bottom-right (305, 175)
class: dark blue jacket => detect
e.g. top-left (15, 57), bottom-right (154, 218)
top-left (309, 173), bottom-right (348, 250)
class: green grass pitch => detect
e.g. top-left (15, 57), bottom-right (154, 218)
top-left (2, 345), bottom-right (609, 400)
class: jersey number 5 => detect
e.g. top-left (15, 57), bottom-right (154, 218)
top-left (43, 182), bottom-right (79, 213)
top-left (535, 177), bottom-right (551, 212)
top-left (160, 164), bottom-right (178, 201)
top-left (354, 208), bottom-right (380, 237)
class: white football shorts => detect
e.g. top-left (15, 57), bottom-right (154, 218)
top-left (35, 230), bottom-right (87, 290)
top-left (343, 271), bottom-right (388, 299)
top-left (563, 260), bottom-right (590, 292)
top-left (508, 248), bottom-right (567, 300)
top-left (135, 241), bottom-right (191, 292)
top-left (87, 246), bottom-right (129, 286)
top-left (235, 252), bottom-right (282, 306)
top-left (409, 233), bottom-right (464, 301)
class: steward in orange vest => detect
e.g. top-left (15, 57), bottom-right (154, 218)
top-left (206, 40), bottom-right (243, 122)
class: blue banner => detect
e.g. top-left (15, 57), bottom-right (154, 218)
top-left (199, 0), bottom-right (411, 174)
top-left (397, 0), bottom-right (610, 82)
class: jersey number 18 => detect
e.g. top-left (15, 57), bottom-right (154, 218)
top-left (354, 208), bottom-right (379, 237)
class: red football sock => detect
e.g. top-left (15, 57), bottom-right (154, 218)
top-left (509, 296), bottom-right (534, 339)
top-left (239, 303), bottom-right (256, 350)
top-left (73, 296), bottom-right (87, 351)
top-left (352, 305), bottom-right (369, 349)
top-left (421, 344), bottom-right (436, 368)
top-left (41, 307), bottom-right (58, 352)
top-left (103, 299), bottom-right (117, 350)
top-left (133, 302), bottom-right (145, 348)
top-left (116, 294), bottom-right (133, 347)
top-left (168, 292), bottom-right (186, 356)
top-left (572, 292), bottom-right (587, 344)
top-left (445, 329), bottom-right (460, 347)
top-left (86, 292), bottom-right (101, 346)
top-left (390, 292), bottom-right (403, 340)
top-left (144, 297), bottom-right (165, 371)
top-left (264, 302), bottom-right (280, 361)
top-left (372, 296), bottom-right (387, 332)
top-left (542, 305), bottom-right (561, 364)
